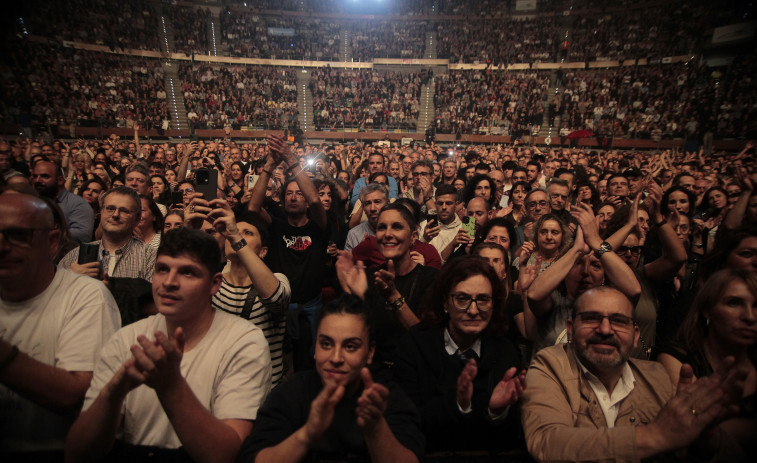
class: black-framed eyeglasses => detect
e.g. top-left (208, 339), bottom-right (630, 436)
top-left (102, 206), bottom-right (136, 216)
top-left (574, 311), bottom-right (634, 331)
top-left (0, 227), bottom-right (53, 246)
top-left (179, 188), bottom-right (194, 194)
top-left (616, 245), bottom-right (643, 256)
top-left (450, 292), bottom-right (493, 311)
top-left (728, 192), bottom-right (742, 198)
top-left (526, 200), bottom-right (548, 209)
top-left (412, 171), bottom-right (431, 177)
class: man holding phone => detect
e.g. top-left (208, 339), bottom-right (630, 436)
top-left (419, 184), bottom-right (468, 263)
top-left (59, 187), bottom-right (156, 283)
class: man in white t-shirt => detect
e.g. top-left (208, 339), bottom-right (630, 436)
top-left (0, 193), bottom-right (121, 457)
top-left (66, 227), bottom-right (272, 463)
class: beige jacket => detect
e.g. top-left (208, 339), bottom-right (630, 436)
top-left (521, 344), bottom-right (673, 462)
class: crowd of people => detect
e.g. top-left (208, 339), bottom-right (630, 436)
top-left (170, 6), bottom-right (212, 56)
top-left (220, 11), bottom-right (342, 61)
top-left (552, 58), bottom-right (757, 140)
top-left (349, 20), bottom-right (427, 61)
top-left (309, 69), bottom-right (423, 131)
top-left (433, 70), bottom-right (550, 135)
top-left (0, 42), bottom-right (168, 130)
top-left (180, 63), bottom-right (299, 131)
top-left (23, 0), bottom-right (160, 51)
top-left (1, 130), bottom-right (755, 461)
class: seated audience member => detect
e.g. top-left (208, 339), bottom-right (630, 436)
top-left (0, 193), bottom-right (120, 457)
top-left (658, 269), bottom-right (756, 457)
top-left (393, 256), bottom-right (525, 452)
top-left (65, 228), bottom-right (272, 463)
top-left (522, 286), bottom-right (748, 462)
top-left (345, 183), bottom-right (389, 251)
top-left (236, 294), bottom-right (424, 463)
top-left (59, 186), bottom-right (156, 282)
top-left (31, 160), bottom-right (94, 243)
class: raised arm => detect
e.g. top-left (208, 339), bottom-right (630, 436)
top-left (268, 135), bottom-right (327, 230)
top-left (247, 152), bottom-right (277, 226)
top-left (723, 174), bottom-right (753, 230)
top-left (572, 202), bottom-right (641, 302)
top-left (211, 199), bottom-right (280, 299)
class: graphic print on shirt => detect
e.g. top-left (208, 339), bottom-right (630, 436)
top-left (283, 234), bottom-right (313, 251)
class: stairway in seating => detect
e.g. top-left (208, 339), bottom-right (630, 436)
top-left (162, 61), bottom-right (189, 131)
top-left (296, 70), bottom-right (314, 134)
top-left (424, 31), bottom-right (437, 59)
top-left (417, 76), bottom-right (435, 133)
top-left (340, 28), bottom-right (351, 62)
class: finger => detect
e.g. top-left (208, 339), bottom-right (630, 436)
top-left (136, 335), bottom-right (163, 361)
top-left (676, 363), bottom-right (695, 393)
top-left (361, 367), bottom-right (374, 389)
top-left (130, 344), bottom-right (157, 372)
top-left (386, 259), bottom-right (395, 275)
top-left (502, 366), bottom-right (517, 381)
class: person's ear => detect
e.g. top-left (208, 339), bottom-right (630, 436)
top-left (258, 246), bottom-right (268, 260)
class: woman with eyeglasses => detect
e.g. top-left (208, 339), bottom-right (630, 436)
top-left (392, 256), bottom-right (526, 452)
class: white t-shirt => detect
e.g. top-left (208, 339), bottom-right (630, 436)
top-left (0, 269), bottom-right (121, 452)
top-left (83, 310), bottom-right (272, 448)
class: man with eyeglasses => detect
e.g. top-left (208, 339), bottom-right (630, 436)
top-left (0, 192), bottom-right (120, 457)
top-left (31, 160), bottom-right (94, 244)
top-left (522, 286), bottom-right (746, 462)
top-left (59, 187), bottom-right (156, 285)
top-left (402, 160), bottom-right (436, 214)
top-left (513, 189), bottom-right (551, 249)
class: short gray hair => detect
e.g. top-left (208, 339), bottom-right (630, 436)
top-left (360, 182), bottom-right (389, 203)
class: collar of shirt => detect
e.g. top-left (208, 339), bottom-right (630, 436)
top-left (99, 238), bottom-right (133, 257)
top-left (444, 327), bottom-right (481, 358)
top-left (574, 350), bottom-right (636, 428)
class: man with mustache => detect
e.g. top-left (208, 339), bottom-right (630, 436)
top-left (521, 286), bottom-right (747, 462)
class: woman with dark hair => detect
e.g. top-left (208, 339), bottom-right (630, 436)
top-left (162, 209), bottom-right (184, 234)
top-left (224, 161), bottom-right (247, 198)
top-left (661, 186), bottom-right (696, 218)
top-left (238, 294), bottom-right (424, 462)
top-left (79, 177), bottom-right (107, 236)
top-left (474, 217), bottom-right (517, 257)
top-left (392, 256), bottom-right (525, 452)
top-left (575, 180), bottom-right (600, 209)
top-left (699, 225), bottom-right (757, 283)
top-left (151, 174), bottom-right (172, 206)
top-left (134, 195), bottom-right (163, 249)
top-left (657, 269), bottom-right (756, 457)
top-left (462, 174), bottom-right (496, 208)
top-left (503, 181), bottom-right (531, 227)
top-left (337, 202), bottom-right (439, 365)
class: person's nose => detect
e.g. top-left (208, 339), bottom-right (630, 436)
top-left (597, 316), bottom-right (613, 334)
top-left (162, 269), bottom-right (179, 289)
top-left (329, 346), bottom-right (344, 364)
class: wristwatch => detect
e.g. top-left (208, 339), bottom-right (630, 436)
top-left (594, 241), bottom-right (613, 259)
top-left (231, 238), bottom-right (247, 252)
top-left (386, 296), bottom-right (405, 312)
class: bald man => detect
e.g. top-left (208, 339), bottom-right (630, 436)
top-left (31, 160), bottom-right (94, 243)
top-left (0, 193), bottom-right (120, 457)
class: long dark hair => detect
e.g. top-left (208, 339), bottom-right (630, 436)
top-left (422, 256), bottom-right (509, 337)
